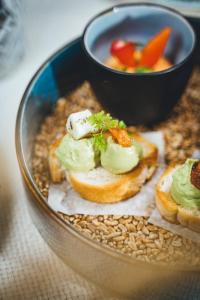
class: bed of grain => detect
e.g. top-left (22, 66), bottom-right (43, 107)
top-left (32, 68), bottom-right (200, 267)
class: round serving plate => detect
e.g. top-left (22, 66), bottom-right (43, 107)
top-left (16, 31), bottom-right (200, 298)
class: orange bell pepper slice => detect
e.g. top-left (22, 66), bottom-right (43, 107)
top-left (109, 128), bottom-right (132, 147)
top-left (139, 27), bottom-right (172, 68)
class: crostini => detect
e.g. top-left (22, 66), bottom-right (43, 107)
top-left (49, 110), bottom-right (158, 203)
top-left (156, 159), bottom-right (200, 232)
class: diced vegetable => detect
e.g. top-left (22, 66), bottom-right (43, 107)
top-left (110, 40), bottom-right (136, 67)
top-left (109, 128), bottom-right (132, 147)
top-left (135, 67), bottom-right (153, 73)
top-left (153, 57), bottom-right (172, 72)
top-left (139, 27), bottom-right (172, 68)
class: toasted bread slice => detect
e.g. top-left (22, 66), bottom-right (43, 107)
top-left (156, 165), bottom-right (200, 232)
top-left (48, 139), bottom-right (64, 183)
top-left (67, 133), bottom-right (158, 203)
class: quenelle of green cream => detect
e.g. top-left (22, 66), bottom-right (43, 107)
top-left (56, 134), bottom-right (96, 172)
top-left (101, 137), bottom-right (142, 174)
top-left (170, 159), bottom-right (200, 209)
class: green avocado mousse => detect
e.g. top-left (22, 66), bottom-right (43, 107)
top-left (101, 137), bottom-right (140, 174)
top-left (56, 134), bottom-right (96, 172)
top-left (55, 110), bottom-right (144, 175)
top-left (132, 140), bottom-right (143, 159)
top-left (170, 159), bottom-right (200, 209)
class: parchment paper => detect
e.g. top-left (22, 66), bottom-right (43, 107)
top-left (47, 131), bottom-right (165, 216)
top-left (148, 208), bottom-right (200, 243)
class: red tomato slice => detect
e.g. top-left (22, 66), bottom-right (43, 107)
top-left (110, 40), bottom-right (135, 67)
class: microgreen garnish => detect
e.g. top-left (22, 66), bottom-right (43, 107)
top-left (88, 111), bottom-right (126, 132)
top-left (119, 120), bottom-right (126, 129)
top-left (92, 133), bottom-right (107, 152)
top-left (88, 111), bottom-right (126, 152)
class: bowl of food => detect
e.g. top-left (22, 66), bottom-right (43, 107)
top-left (16, 14), bottom-right (200, 300)
top-left (82, 3), bottom-right (196, 125)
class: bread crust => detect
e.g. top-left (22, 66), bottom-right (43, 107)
top-left (156, 165), bottom-right (200, 233)
top-left (67, 133), bottom-right (158, 203)
top-left (48, 139), bottom-right (64, 183)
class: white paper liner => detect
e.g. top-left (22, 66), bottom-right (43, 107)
top-left (148, 208), bottom-right (200, 243)
top-left (48, 131), bottom-right (165, 216)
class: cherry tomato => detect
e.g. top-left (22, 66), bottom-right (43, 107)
top-left (110, 40), bottom-right (135, 67)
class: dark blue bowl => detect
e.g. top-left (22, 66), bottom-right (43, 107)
top-left (16, 34), bottom-right (200, 298)
top-left (82, 3), bottom-right (196, 125)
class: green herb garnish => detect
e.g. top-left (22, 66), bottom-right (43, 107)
top-left (135, 67), bottom-right (153, 73)
top-left (88, 111), bottom-right (126, 132)
top-left (119, 120), bottom-right (126, 129)
top-left (88, 111), bottom-right (126, 152)
top-left (88, 111), bottom-right (117, 131)
top-left (92, 133), bottom-right (107, 152)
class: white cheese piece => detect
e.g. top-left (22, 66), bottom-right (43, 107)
top-left (66, 110), bottom-right (98, 140)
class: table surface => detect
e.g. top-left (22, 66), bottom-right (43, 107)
top-left (0, 1), bottom-right (199, 299)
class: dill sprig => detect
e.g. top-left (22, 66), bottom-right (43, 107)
top-left (88, 111), bottom-right (126, 152)
top-left (92, 133), bottom-right (107, 152)
top-left (88, 111), bottom-right (126, 132)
